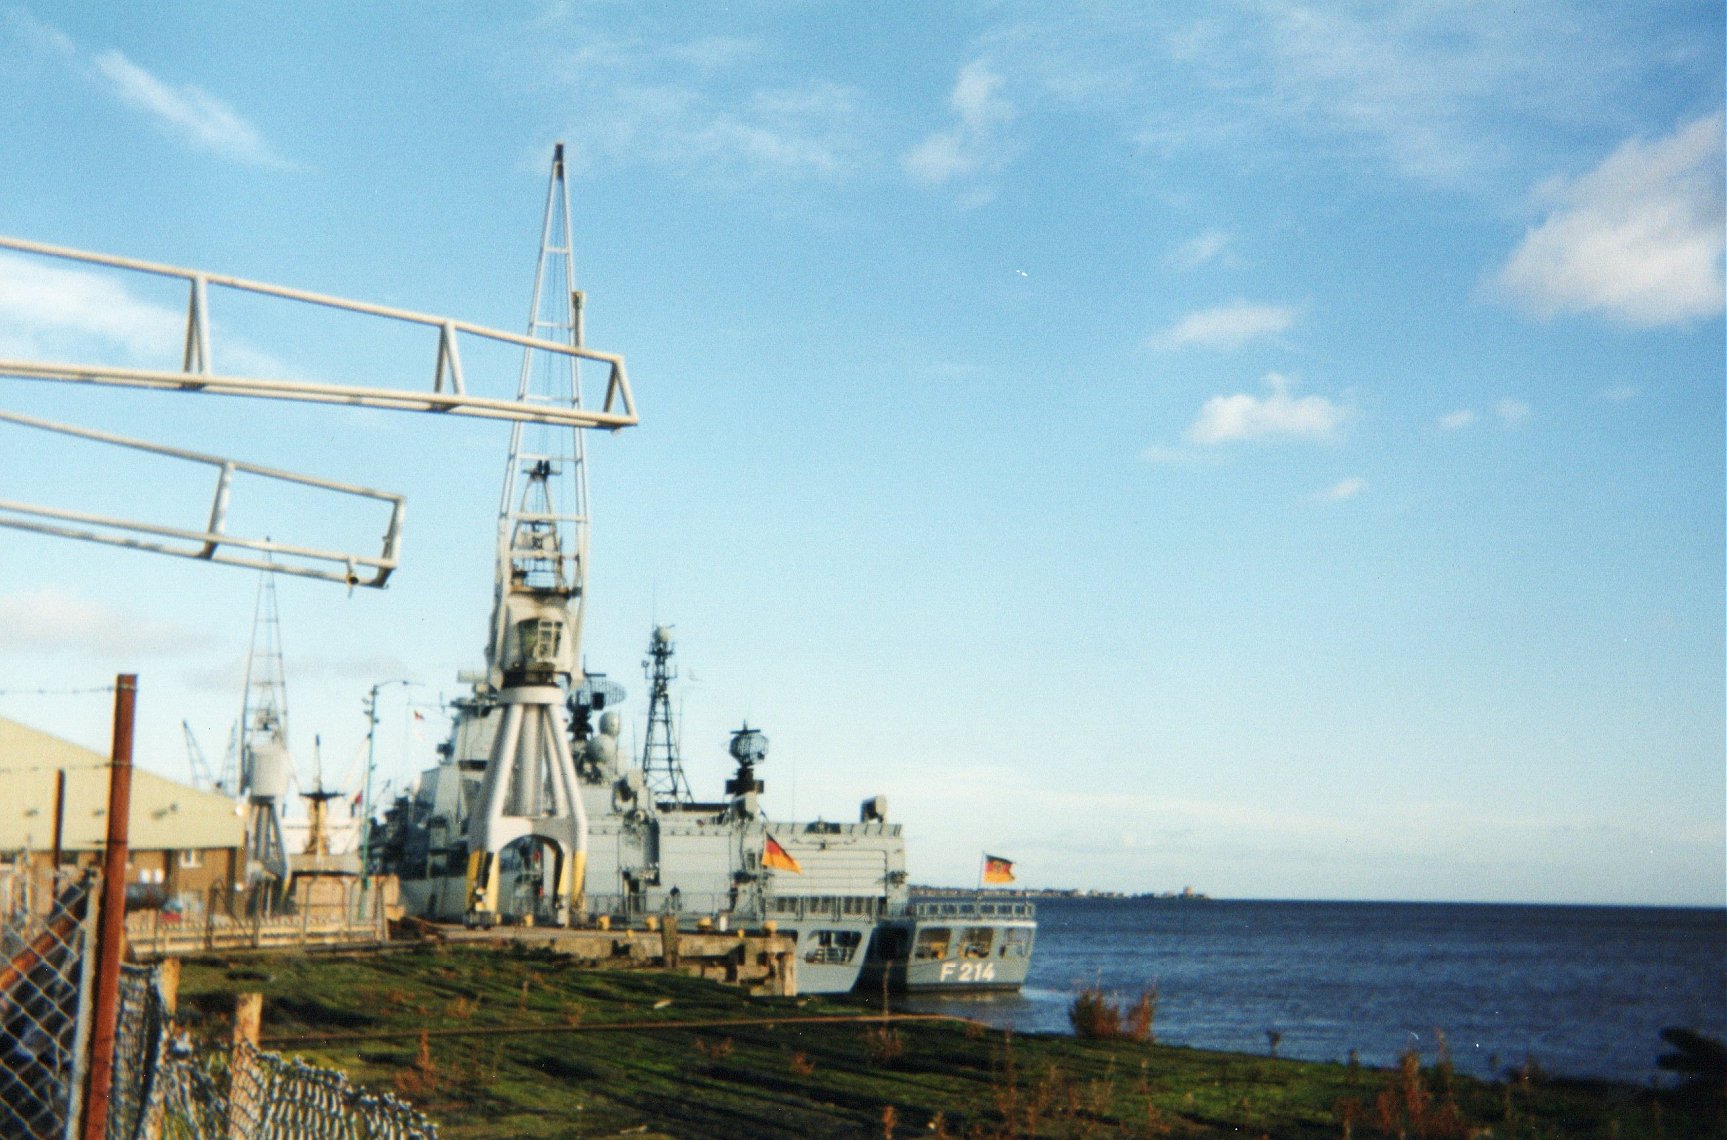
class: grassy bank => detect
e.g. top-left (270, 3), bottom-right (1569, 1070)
top-left (172, 943), bottom-right (1718, 1138)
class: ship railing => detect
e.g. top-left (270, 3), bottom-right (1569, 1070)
top-left (579, 892), bottom-right (887, 927)
top-left (765, 895), bottom-right (884, 922)
top-left (908, 897), bottom-right (1037, 922)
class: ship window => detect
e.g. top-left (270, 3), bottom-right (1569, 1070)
top-left (959, 927), bottom-right (994, 958)
top-left (914, 927), bottom-right (951, 960)
top-left (177, 849), bottom-right (203, 869)
top-left (516, 618), bottom-right (563, 666)
top-left (1001, 927), bottom-right (1032, 958)
top-left (804, 928), bottom-right (862, 965)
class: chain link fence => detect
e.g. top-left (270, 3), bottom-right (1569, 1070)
top-left (0, 864), bottom-right (437, 1140)
top-left (0, 865), bottom-right (93, 1140)
top-left (155, 1038), bottom-right (437, 1140)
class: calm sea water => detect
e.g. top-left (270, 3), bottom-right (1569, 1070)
top-left (898, 898), bottom-right (1727, 1085)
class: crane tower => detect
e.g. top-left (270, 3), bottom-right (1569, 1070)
top-left (465, 143), bottom-right (606, 927)
top-left (237, 568), bottom-right (293, 886)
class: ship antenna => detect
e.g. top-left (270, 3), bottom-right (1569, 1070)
top-left (641, 624), bottom-right (695, 806)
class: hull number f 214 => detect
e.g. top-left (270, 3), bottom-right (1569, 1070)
top-left (938, 960), bottom-right (997, 983)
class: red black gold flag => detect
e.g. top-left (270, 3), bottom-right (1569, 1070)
top-left (763, 834), bottom-right (803, 874)
top-left (982, 854), bottom-right (1015, 884)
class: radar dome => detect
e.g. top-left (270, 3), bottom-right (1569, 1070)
top-left (584, 733), bottom-right (618, 768)
top-left (653, 625), bottom-right (674, 647)
top-left (598, 710), bottom-right (622, 738)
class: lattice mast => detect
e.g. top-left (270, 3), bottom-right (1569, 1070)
top-left (236, 568), bottom-right (292, 883)
top-left (466, 143), bottom-right (598, 927)
top-left (641, 626), bottom-right (695, 806)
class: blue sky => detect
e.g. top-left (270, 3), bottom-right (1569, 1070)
top-left (0, 3), bottom-right (1720, 905)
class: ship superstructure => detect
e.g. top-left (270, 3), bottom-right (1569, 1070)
top-left (379, 626), bottom-right (1033, 994)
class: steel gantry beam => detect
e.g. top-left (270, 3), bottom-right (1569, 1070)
top-left (0, 234), bottom-right (638, 428)
top-left (0, 409), bottom-right (404, 587)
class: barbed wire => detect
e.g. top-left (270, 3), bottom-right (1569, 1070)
top-left (0, 685), bottom-right (117, 696)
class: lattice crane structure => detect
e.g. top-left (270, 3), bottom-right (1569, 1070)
top-left (236, 568), bottom-right (293, 885)
top-left (464, 143), bottom-right (618, 927)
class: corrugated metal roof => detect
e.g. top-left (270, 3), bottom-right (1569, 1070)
top-left (0, 715), bottom-right (244, 852)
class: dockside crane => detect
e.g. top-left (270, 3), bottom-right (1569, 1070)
top-left (237, 567), bottom-right (293, 889)
top-left (464, 144), bottom-right (615, 928)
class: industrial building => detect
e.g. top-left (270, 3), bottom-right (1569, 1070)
top-left (0, 715), bottom-right (243, 910)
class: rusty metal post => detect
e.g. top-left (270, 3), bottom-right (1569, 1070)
top-left (51, 768), bottom-right (65, 868)
top-left (81, 673), bottom-right (137, 1140)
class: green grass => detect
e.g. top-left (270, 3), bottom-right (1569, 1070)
top-left (173, 944), bottom-right (1721, 1139)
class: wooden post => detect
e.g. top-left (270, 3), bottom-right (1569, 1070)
top-left (80, 674), bottom-right (136, 1140)
top-left (660, 912), bottom-right (680, 968)
top-left (227, 992), bottom-right (262, 1139)
top-left (142, 959), bottom-right (180, 1140)
top-left (232, 991), bottom-right (261, 1046)
top-left (157, 958), bottom-right (180, 1017)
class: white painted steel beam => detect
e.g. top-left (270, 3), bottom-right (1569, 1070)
top-left (0, 234), bottom-right (638, 428)
top-left (0, 409), bottom-right (404, 588)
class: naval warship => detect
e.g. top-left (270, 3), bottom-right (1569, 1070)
top-left (374, 626), bottom-right (1036, 996)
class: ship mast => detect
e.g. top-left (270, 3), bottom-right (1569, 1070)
top-left (641, 626), bottom-right (695, 806)
top-left (465, 143), bottom-right (604, 927)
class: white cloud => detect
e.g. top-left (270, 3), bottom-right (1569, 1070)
top-left (1313, 477), bottom-right (1366, 502)
top-left (5, 16), bottom-right (290, 171)
top-left (0, 252), bottom-right (294, 377)
top-left (1438, 409), bottom-right (1476, 430)
top-left (549, 31), bottom-right (867, 184)
top-left (1150, 300), bottom-right (1297, 351)
top-left (2, 8), bottom-right (75, 59)
top-left (91, 49), bottom-right (292, 170)
top-left (1186, 374), bottom-right (1350, 445)
top-left (1597, 384), bottom-right (1640, 403)
top-left (1495, 398), bottom-right (1532, 426)
top-left (0, 252), bottom-right (182, 362)
top-left (969, 8), bottom-right (1710, 203)
top-left (0, 588), bottom-right (211, 658)
top-left (1165, 230), bottom-right (1234, 271)
top-left (902, 60), bottom-right (1016, 187)
top-left (1494, 115), bottom-right (1724, 326)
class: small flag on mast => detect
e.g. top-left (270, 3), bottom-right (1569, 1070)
top-left (763, 834), bottom-right (803, 874)
top-left (982, 854), bottom-right (1015, 884)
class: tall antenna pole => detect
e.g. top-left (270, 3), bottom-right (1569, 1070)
top-left (641, 625), bottom-right (694, 805)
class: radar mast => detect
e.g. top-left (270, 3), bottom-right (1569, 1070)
top-left (641, 626), bottom-right (695, 806)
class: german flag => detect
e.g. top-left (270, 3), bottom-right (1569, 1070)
top-left (763, 834), bottom-right (802, 874)
top-left (982, 854), bottom-right (1015, 884)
